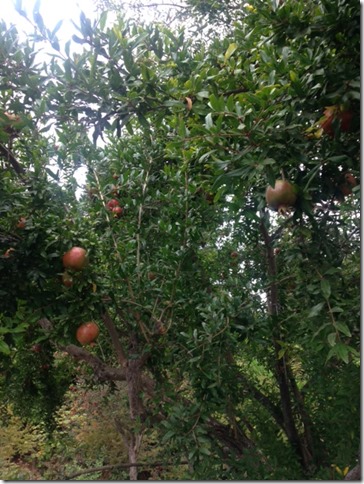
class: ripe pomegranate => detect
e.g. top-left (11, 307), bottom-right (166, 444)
top-left (338, 172), bottom-right (357, 197)
top-left (16, 217), bottom-right (26, 229)
top-left (106, 199), bottom-right (120, 210)
top-left (31, 343), bottom-right (42, 353)
top-left (62, 272), bottom-right (73, 287)
top-left (76, 322), bottom-right (100, 345)
top-left (62, 247), bottom-right (88, 271)
top-left (320, 105), bottom-right (353, 136)
top-left (112, 206), bottom-right (123, 217)
top-left (265, 179), bottom-right (297, 213)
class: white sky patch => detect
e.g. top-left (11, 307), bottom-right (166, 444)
top-left (1, 0), bottom-right (98, 40)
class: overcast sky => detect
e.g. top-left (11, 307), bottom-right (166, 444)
top-left (1, 0), bottom-right (98, 40)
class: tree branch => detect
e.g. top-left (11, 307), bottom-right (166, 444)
top-left (259, 211), bottom-right (311, 472)
top-left (0, 143), bottom-right (26, 176)
top-left (101, 309), bottom-right (128, 366)
top-left (236, 373), bottom-right (285, 430)
top-left (61, 343), bottom-right (127, 382)
top-left (64, 459), bottom-right (189, 480)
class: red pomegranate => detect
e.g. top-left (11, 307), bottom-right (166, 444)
top-left (106, 199), bottom-right (120, 210)
top-left (76, 322), bottom-right (100, 345)
top-left (62, 247), bottom-right (88, 271)
top-left (320, 106), bottom-right (353, 136)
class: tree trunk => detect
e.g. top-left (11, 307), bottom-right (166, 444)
top-left (128, 434), bottom-right (140, 481)
top-left (260, 215), bottom-right (314, 473)
top-left (125, 333), bottom-right (146, 480)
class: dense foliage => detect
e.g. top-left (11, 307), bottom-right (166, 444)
top-left (0, 0), bottom-right (360, 480)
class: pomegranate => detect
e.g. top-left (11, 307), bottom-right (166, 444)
top-left (62, 272), bottom-right (73, 287)
top-left (16, 217), bottom-right (26, 229)
top-left (265, 179), bottom-right (297, 212)
top-left (338, 172), bottom-right (357, 197)
top-left (62, 247), bottom-right (88, 271)
top-left (320, 105), bottom-right (353, 136)
top-left (76, 322), bottom-right (100, 345)
top-left (112, 206), bottom-right (123, 217)
top-left (106, 199), bottom-right (120, 210)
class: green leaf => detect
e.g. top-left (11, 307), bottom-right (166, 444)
top-left (327, 332), bottom-right (337, 347)
top-left (0, 340), bottom-right (10, 355)
top-left (277, 348), bottom-right (286, 359)
top-left (289, 71), bottom-right (298, 82)
top-left (99, 10), bottom-right (108, 30)
top-left (199, 446), bottom-right (211, 456)
top-left (335, 322), bottom-right (351, 337)
top-left (205, 113), bottom-right (214, 130)
top-left (224, 43), bottom-right (238, 62)
top-left (327, 155), bottom-right (350, 164)
top-left (177, 120), bottom-right (186, 138)
top-left (33, 12), bottom-right (45, 33)
top-left (330, 307), bottom-right (344, 313)
top-left (208, 94), bottom-right (224, 112)
top-left (15, 0), bottom-right (27, 18)
top-left (320, 279), bottom-right (331, 299)
top-left (51, 19), bottom-right (63, 38)
top-left (196, 91), bottom-right (210, 99)
top-left (137, 113), bottom-right (150, 131)
top-left (162, 430), bottom-right (175, 442)
top-left (51, 39), bottom-right (60, 52)
top-left (266, 165), bottom-right (276, 187)
top-left (308, 302), bottom-right (325, 318)
top-left (326, 343), bottom-right (350, 364)
top-left (33, 0), bottom-right (41, 16)
top-left (334, 343), bottom-right (349, 364)
top-left (122, 49), bottom-right (135, 73)
top-left (312, 322), bottom-right (330, 339)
